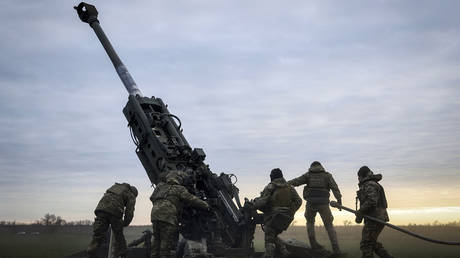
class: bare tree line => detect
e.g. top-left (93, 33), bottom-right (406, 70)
top-left (0, 213), bottom-right (93, 227)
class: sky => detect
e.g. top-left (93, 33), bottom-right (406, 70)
top-left (0, 0), bottom-right (459, 226)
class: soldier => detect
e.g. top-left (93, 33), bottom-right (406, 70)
top-left (150, 170), bottom-right (210, 258)
top-left (288, 161), bottom-right (342, 254)
top-left (252, 168), bottom-right (302, 258)
top-left (87, 182), bottom-right (138, 258)
top-left (355, 166), bottom-right (393, 258)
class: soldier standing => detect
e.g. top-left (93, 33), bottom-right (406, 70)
top-left (87, 182), bottom-right (138, 258)
top-left (288, 161), bottom-right (342, 254)
top-left (355, 166), bottom-right (393, 258)
top-left (252, 168), bottom-right (302, 258)
top-left (150, 170), bottom-right (210, 258)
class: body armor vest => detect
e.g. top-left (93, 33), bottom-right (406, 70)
top-left (271, 185), bottom-right (292, 208)
top-left (305, 172), bottom-right (330, 204)
top-left (308, 173), bottom-right (328, 189)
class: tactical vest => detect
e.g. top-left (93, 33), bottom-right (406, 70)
top-left (305, 172), bottom-right (330, 204)
top-left (271, 185), bottom-right (292, 208)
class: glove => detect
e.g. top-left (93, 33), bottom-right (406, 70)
top-left (337, 199), bottom-right (342, 211)
top-left (355, 210), bottom-right (363, 224)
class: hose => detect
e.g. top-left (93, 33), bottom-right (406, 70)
top-left (330, 201), bottom-right (460, 246)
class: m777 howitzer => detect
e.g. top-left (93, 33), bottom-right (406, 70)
top-left (72, 3), bottom-right (319, 258)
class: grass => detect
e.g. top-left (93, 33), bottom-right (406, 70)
top-left (1, 225), bottom-right (459, 258)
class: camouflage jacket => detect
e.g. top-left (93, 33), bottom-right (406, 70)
top-left (357, 174), bottom-right (389, 222)
top-left (288, 164), bottom-right (341, 205)
top-left (253, 178), bottom-right (302, 231)
top-left (150, 178), bottom-right (209, 226)
top-left (95, 183), bottom-right (136, 224)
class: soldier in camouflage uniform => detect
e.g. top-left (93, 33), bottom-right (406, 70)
top-left (87, 182), bottom-right (138, 258)
top-left (150, 170), bottom-right (210, 258)
top-left (253, 168), bottom-right (302, 258)
top-left (355, 166), bottom-right (394, 258)
top-left (288, 161), bottom-right (342, 254)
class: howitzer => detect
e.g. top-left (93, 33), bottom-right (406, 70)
top-left (74, 2), bottom-right (262, 257)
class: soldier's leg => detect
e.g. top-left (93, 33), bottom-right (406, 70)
top-left (360, 221), bottom-right (380, 258)
top-left (151, 221), bottom-right (161, 258)
top-left (87, 212), bottom-right (110, 254)
top-left (305, 204), bottom-right (322, 249)
top-left (263, 226), bottom-right (277, 258)
top-left (110, 217), bottom-right (127, 258)
top-left (319, 205), bottom-right (340, 254)
top-left (159, 221), bottom-right (177, 258)
top-left (372, 224), bottom-right (393, 258)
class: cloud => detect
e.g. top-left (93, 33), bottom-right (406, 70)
top-left (0, 0), bottom-right (459, 224)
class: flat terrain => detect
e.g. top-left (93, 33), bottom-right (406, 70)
top-left (1, 225), bottom-right (459, 258)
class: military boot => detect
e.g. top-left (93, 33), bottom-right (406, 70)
top-left (263, 243), bottom-right (276, 258)
top-left (276, 239), bottom-right (290, 257)
top-left (374, 246), bottom-right (394, 258)
top-left (362, 250), bottom-right (374, 258)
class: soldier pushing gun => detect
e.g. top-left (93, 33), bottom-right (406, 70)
top-left (87, 183), bottom-right (138, 258)
top-left (150, 170), bottom-right (210, 258)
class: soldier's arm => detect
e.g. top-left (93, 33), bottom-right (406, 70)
top-left (359, 184), bottom-right (379, 214)
top-left (290, 186), bottom-right (302, 212)
top-left (123, 192), bottom-right (136, 226)
top-left (179, 187), bottom-right (209, 210)
top-left (328, 174), bottom-right (342, 201)
top-left (253, 184), bottom-right (275, 210)
top-left (287, 174), bottom-right (308, 187)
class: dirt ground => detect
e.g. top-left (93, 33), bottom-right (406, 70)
top-left (1, 225), bottom-right (459, 258)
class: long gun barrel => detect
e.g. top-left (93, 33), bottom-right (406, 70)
top-left (74, 3), bottom-right (261, 255)
top-left (74, 2), bottom-right (142, 96)
top-left (330, 201), bottom-right (460, 246)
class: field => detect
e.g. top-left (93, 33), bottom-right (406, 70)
top-left (1, 225), bottom-right (459, 258)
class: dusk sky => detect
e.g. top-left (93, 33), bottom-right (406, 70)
top-left (1, 0), bottom-right (459, 226)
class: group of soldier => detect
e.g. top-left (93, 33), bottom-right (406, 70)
top-left (86, 161), bottom-right (393, 258)
top-left (251, 162), bottom-right (394, 258)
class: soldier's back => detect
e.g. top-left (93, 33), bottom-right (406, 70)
top-left (95, 183), bottom-right (131, 218)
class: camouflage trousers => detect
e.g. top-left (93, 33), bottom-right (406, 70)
top-left (263, 225), bottom-right (289, 258)
top-left (305, 203), bottom-right (340, 253)
top-left (151, 220), bottom-right (177, 258)
top-left (360, 220), bottom-right (392, 258)
top-left (88, 211), bottom-right (126, 258)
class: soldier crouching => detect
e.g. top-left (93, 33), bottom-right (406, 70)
top-left (252, 168), bottom-right (302, 258)
top-left (87, 182), bottom-right (138, 258)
